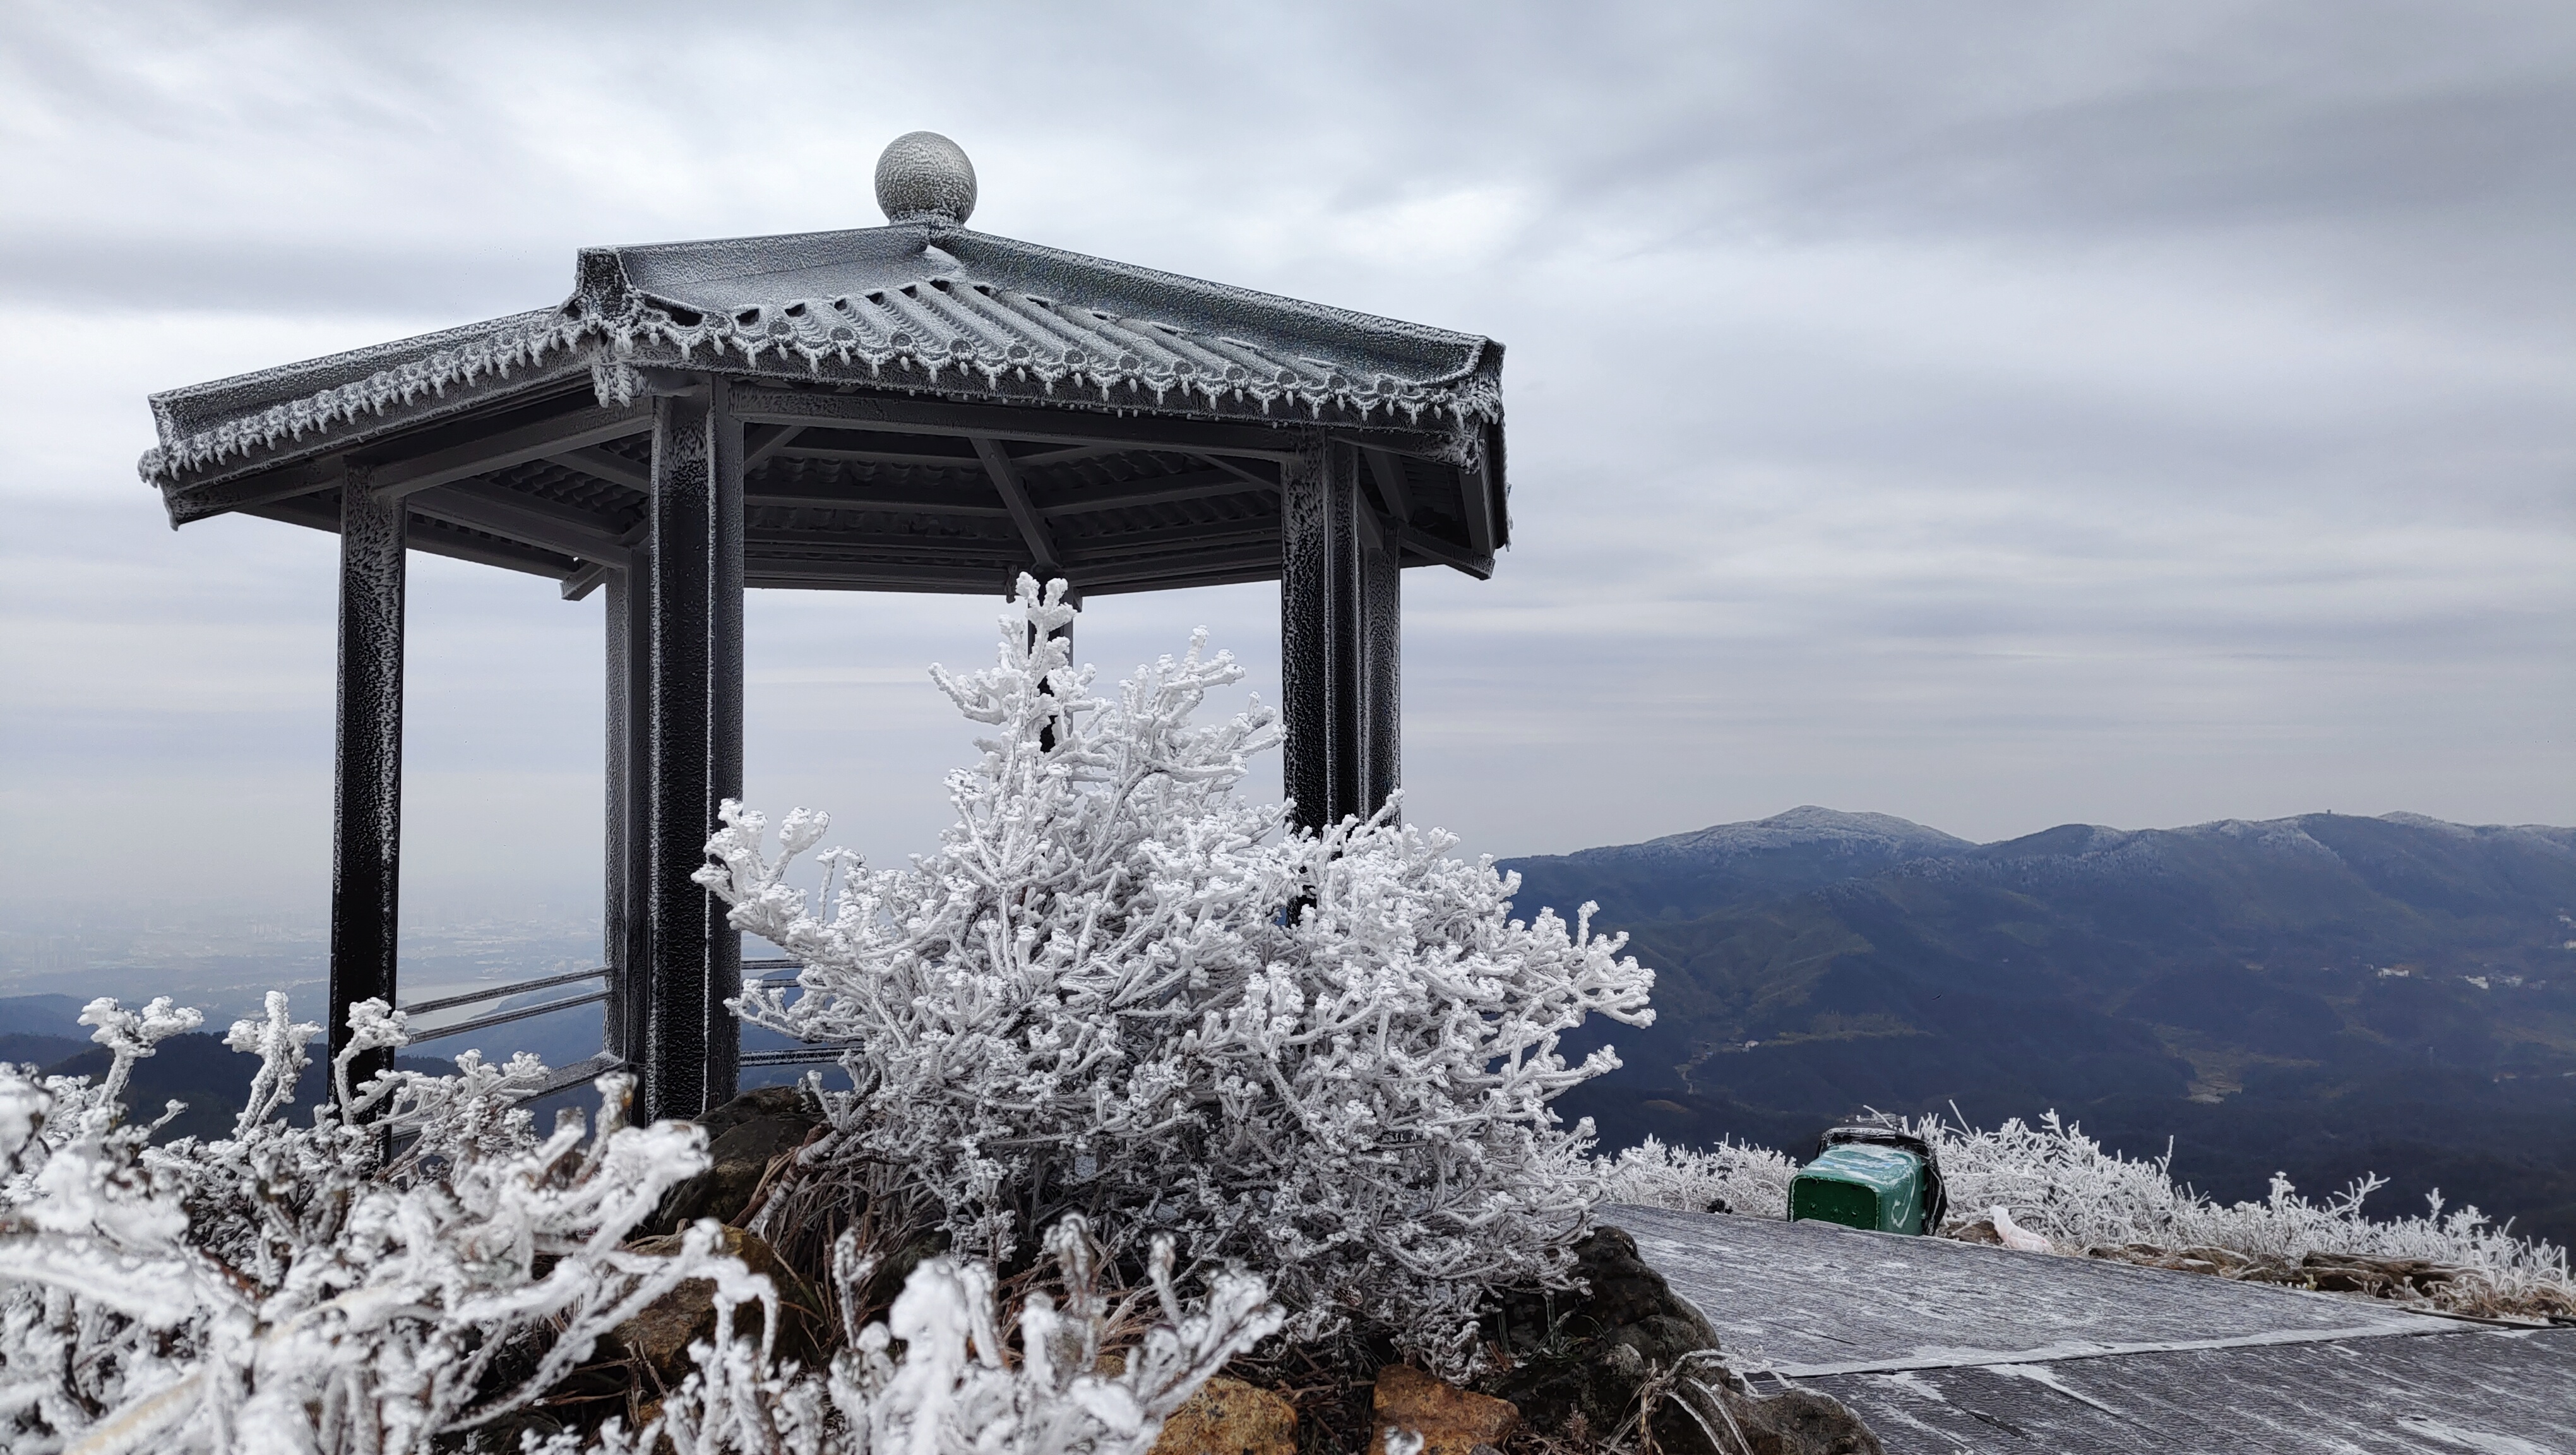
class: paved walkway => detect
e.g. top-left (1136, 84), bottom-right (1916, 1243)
top-left (1611, 1203), bottom-right (2576, 1453)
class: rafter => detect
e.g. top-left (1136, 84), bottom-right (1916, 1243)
top-left (405, 486), bottom-right (638, 570)
top-left (1393, 522), bottom-right (1492, 579)
top-left (730, 386), bottom-right (1346, 460)
top-left (369, 405), bottom-right (650, 501)
top-left (743, 423), bottom-right (804, 469)
top-left (973, 436), bottom-right (1059, 570)
top-left (1363, 446), bottom-right (1417, 523)
top-left (768, 445), bottom-right (985, 470)
top-left (1032, 468), bottom-right (1272, 515)
top-left (554, 445), bottom-right (652, 493)
top-left (167, 455), bottom-right (346, 526)
top-left (746, 488), bottom-right (1012, 517)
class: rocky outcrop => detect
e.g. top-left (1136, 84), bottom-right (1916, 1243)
top-left (639, 1086), bottom-right (825, 1237)
top-left (1153, 1374), bottom-right (1300, 1455)
top-left (1486, 1226), bottom-right (1881, 1455)
top-left (604, 1224), bottom-right (829, 1385)
top-left (1368, 1364), bottom-right (1518, 1455)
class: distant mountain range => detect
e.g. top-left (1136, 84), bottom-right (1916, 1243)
top-left (1509, 808), bottom-right (2576, 1248)
top-left (9, 808), bottom-right (2571, 1248)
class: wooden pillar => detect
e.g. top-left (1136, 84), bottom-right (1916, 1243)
top-left (602, 563), bottom-right (652, 1068)
top-left (643, 377), bottom-right (744, 1120)
top-left (1285, 436), bottom-right (1405, 834)
top-left (1361, 528), bottom-right (1401, 814)
top-left (329, 466), bottom-right (405, 1080)
top-left (1282, 434), bottom-right (1369, 834)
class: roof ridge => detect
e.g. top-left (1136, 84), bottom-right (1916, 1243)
top-left (143, 225), bottom-right (1502, 487)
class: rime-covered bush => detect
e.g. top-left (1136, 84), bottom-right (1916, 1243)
top-left (1606, 1111), bottom-right (2576, 1318)
top-left (0, 995), bottom-right (1277, 1455)
top-left (578, 1216), bottom-right (1282, 1455)
top-left (0, 994), bottom-right (739, 1453)
top-left (701, 579), bottom-right (1656, 1366)
top-left (1930, 1112), bottom-right (2574, 1307)
top-left (1597, 1134), bottom-right (1800, 1218)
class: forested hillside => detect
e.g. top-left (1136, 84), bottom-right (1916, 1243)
top-left (1510, 808), bottom-right (2576, 1246)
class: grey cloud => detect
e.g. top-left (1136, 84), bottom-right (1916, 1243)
top-left (1, 0), bottom-right (2568, 933)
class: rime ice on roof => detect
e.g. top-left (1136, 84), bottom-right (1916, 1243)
top-left (138, 133), bottom-right (1503, 486)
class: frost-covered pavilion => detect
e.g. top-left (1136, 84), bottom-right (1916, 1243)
top-left (136, 135), bottom-right (1508, 1120)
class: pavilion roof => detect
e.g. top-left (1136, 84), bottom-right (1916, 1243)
top-left (140, 222), bottom-right (1503, 487)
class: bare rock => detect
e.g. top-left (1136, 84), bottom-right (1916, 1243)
top-left (1719, 1386), bottom-right (1887, 1455)
top-left (1945, 1214), bottom-right (2005, 1245)
top-left (1488, 1226), bottom-right (1881, 1455)
top-left (605, 1224), bottom-right (828, 1384)
top-left (640, 1086), bottom-right (823, 1236)
top-left (1369, 1365), bottom-right (1518, 1455)
top-left (1152, 1374), bottom-right (1299, 1455)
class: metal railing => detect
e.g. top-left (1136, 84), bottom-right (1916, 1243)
top-left (395, 967), bottom-right (624, 1098)
top-left (400, 966), bottom-right (611, 1045)
top-left (739, 958), bottom-right (857, 1067)
top-left (390, 959), bottom-right (855, 1087)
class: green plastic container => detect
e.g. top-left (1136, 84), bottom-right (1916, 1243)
top-left (1789, 1142), bottom-right (1930, 1234)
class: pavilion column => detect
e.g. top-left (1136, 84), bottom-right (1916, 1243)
top-left (602, 563), bottom-right (652, 1068)
top-left (1361, 525), bottom-right (1401, 814)
top-left (642, 376), bottom-right (744, 1120)
top-left (1282, 433), bottom-right (1380, 834)
top-left (329, 465), bottom-right (405, 1081)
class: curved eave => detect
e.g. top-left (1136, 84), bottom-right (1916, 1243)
top-left (135, 224), bottom-right (1507, 563)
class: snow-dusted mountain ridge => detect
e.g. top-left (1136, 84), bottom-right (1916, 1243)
top-left (1518, 807), bottom-right (2576, 917)
top-left (1507, 807), bottom-right (2576, 1250)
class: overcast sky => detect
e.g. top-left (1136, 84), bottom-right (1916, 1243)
top-left (1, 1), bottom-right (2568, 930)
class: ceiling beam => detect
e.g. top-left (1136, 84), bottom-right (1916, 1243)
top-left (1191, 453), bottom-right (1279, 491)
top-left (368, 404), bottom-right (650, 501)
top-left (1394, 521), bottom-right (1492, 580)
top-left (731, 386), bottom-right (1345, 460)
top-left (973, 436), bottom-right (1059, 570)
top-left (552, 445), bottom-right (651, 493)
top-left (743, 423), bottom-right (804, 469)
top-left (747, 488), bottom-right (1012, 517)
top-left (744, 558), bottom-right (1000, 594)
top-left (1011, 443), bottom-right (1138, 467)
top-left (1060, 524), bottom-right (1279, 565)
top-left (768, 445), bottom-right (984, 470)
top-left (400, 514), bottom-right (580, 579)
top-left (406, 486), bottom-right (637, 570)
top-left (1034, 467), bottom-right (1271, 515)
top-left (166, 455), bottom-right (346, 526)
top-left (1362, 446), bottom-right (1417, 524)
top-left (560, 561), bottom-right (614, 601)
top-left (1074, 547), bottom-right (1282, 597)
top-left (744, 531), bottom-right (1025, 561)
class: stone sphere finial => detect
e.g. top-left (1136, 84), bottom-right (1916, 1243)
top-left (876, 131), bottom-right (977, 226)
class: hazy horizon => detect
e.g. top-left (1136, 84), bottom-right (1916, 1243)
top-left (4, 2), bottom-right (2569, 932)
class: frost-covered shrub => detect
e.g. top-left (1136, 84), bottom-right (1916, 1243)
top-left (701, 579), bottom-right (1655, 1367)
top-left (578, 1216), bottom-right (1283, 1455)
top-left (1606, 1111), bottom-right (2576, 1317)
top-left (0, 993), bottom-right (737, 1454)
top-left (1, 994), bottom-right (1277, 1455)
top-left (1926, 1111), bottom-right (2574, 1310)
top-left (1598, 1135), bottom-right (1799, 1218)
